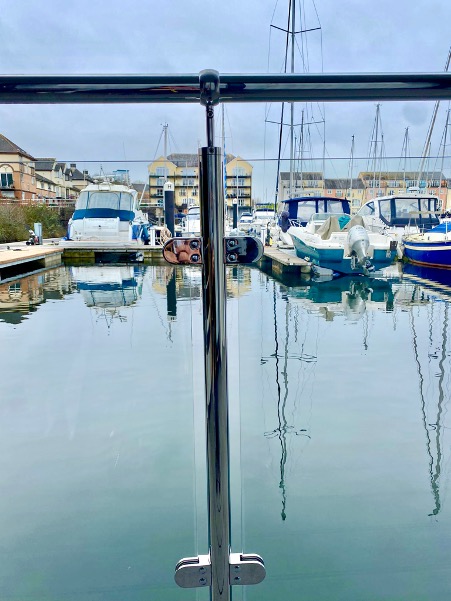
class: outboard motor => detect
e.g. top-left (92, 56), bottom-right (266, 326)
top-left (347, 225), bottom-right (374, 272)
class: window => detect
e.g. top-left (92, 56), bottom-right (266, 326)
top-left (0, 173), bottom-right (13, 187)
top-left (156, 188), bottom-right (163, 197)
top-left (233, 167), bottom-right (246, 176)
top-left (358, 201), bottom-right (375, 217)
top-left (336, 190), bottom-right (343, 197)
top-left (327, 189), bottom-right (332, 194)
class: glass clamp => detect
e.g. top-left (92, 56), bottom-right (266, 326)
top-left (174, 553), bottom-right (265, 588)
top-left (162, 237), bottom-right (203, 265)
top-left (224, 236), bottom-right (264, 264)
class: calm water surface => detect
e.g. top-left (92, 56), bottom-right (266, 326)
top-left (0, 262), bottom-right (450, 600)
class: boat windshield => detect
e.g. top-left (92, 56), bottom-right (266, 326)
top-left (75, 191), bottom-right (134, 212)
top-left (187, 209), bottom-right (200, 220)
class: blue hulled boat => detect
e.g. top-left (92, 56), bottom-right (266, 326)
top-left (403, 223), bottom-right (451, 268)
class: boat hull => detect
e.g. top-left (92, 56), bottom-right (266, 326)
top-left (292, 234), bottom-right (396, 275)
top-left (403, 238), bottom-right (451, 268)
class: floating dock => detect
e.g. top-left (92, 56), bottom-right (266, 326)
top-left (259, 246), bottom-right (311, 277)
top-left (0, 245), bottom-right (63, 282)
top-left (60, 241), bottom-right (163, 264)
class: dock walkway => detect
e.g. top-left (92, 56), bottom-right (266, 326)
top-left (0, 244), bottom-right (63, 281)
top-left (259, 246), bottom-right (311, 277)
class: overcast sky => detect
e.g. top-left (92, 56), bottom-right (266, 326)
top-left (1, 0), bottom-right (451, 200)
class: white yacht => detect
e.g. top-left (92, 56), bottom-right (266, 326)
top-left (63, 181), bottom-right (151, 244)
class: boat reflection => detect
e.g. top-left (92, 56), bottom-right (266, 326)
top-left (71, 265), bottom-right (144, 327)
top-left (286, 275), bottom-right (396, 321)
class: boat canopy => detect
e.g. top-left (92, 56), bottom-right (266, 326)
top-left (73, 190), bottom-right (136, 221)
top-left (357, 195), bottom-right (440, 228)
top-left (283, 197), bottom-right (350, 225)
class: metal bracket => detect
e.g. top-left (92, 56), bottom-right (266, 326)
top-left (199, 69), bottom-right (220, 106)
top-left (162, 237), bottom-right (203, 265)
top-left (163, 235), bottom-right (264, 265)
top-left (174, 553), bottom-right (265, 588)
top-left (224, 236), bottom-right (264, 264)
top-left (174, 554), bottom-right (211, 588)
top-left (229, 553), bottom-right (266, 586)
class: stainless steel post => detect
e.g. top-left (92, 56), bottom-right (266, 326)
top-left (199, 142), bottom-right (231, 601)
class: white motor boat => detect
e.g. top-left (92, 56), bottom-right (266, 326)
top-left (288, 213), bottom-right (398, 276)
top-left (63, 181), bottom-right (151, 245)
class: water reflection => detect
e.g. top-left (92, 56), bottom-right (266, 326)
top-left (0, 268), bottom-right (73, 324)
top-left (287, 275), bottom-right (396, 321)
top-left (2, 262), bottom-right (451, 599)
top-left (71, 265), bottom-right (144, 330)
top-left (400, 263), bottom-right (451, 519)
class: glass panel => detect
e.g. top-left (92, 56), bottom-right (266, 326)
top-left (0, 265), bottom-right (207, 601)
top-left (237, 267), bottom-right (451, 601)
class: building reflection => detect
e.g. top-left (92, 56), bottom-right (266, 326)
top-left (0, 267), bottom-right (73, 324)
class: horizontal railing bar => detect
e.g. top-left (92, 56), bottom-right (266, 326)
top-left (2, 72), bottom-right (451, 103)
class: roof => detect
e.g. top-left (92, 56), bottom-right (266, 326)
top-left (166, 152), bottom-right (236, 167)
top-left (71, 168), bottom-right (93, 182)
top-left (36, 173), bottom-right (55, 185)
top-left (131, 183), bottom-right (146, 192)
top-left (325, 178), bottom-right (365, 189)
top-left (280, 171), bottom-right (323, 181)
top-left (359, 170), bottom-right (445, 180)
top-left (35, 158), bottom-right (56, 171)
top-left (167, 153), bottom-right (198, 167)
top-left (0, 133), bottom-right (35, 160)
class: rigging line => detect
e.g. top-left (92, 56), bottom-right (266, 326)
top-left (300, 0), bottom-right (309, 73)
top-left (270, 0), bottom-right (281, 24)
top-left (168, 127), bottom-right (180, 155)
top-left (152, 127), bottom-right (164, 160)
top-left (270, 23), bottom-right (321, 34)
top-left (410, 306), bottom-right (437, 517)
top-left (428, 302), bottom-right (448, 517)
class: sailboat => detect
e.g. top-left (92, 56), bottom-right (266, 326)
top-left (268, 0), bottom-right (349, 248)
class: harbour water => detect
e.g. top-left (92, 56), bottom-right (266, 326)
top-left (1, 262), bottom-right (451, 600)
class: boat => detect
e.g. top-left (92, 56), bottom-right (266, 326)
top-left (61, 180), bottom-right (152, 254)
top-left (180, 205), bottom-right (201, 236)
top-left (402, 221), bottom-right (451, 268)
top-left (356, 192), bottom-right (441, 252)
top-left (288, 213), bottom-right (398, 275)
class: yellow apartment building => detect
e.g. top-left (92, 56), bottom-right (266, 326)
top-left (147, 153), bottom-right (253, 218)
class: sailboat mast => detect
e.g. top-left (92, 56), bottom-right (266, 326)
top-left (372, 104), bottom-right (380, 197)
top-left (289, 0), bottom-right (296, 199)
top-left (417, 46), bottom-right (451, 188)
top-left (438, 110), bottom-right (450, 210)
top-left (348, 135), bottom-right (355, 201)
top-left (163, 123), bottom-right (168, 159)
top-left (401, 127), bottom-right (409, 188)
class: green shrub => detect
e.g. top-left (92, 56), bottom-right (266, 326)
top-left (0, 203), bottom-right (65, 243)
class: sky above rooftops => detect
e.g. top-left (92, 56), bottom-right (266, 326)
top-left (1, 0), bottom-right (451, 201)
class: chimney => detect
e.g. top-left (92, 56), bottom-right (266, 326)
top-left (83, 170), bottom-right (89, 178)
top-left (70, 163), bottom-right (76, 169)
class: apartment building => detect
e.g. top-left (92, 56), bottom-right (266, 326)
top-left (278, 171), bottom-right (323, 201)
top-left (35, 159), bottom-right (92, 202)
top-left (147, 153), bottom-right (253, 218)
top-left (358, 171), bottom-right (448, 205)
top-left (324, 178), bottom-right (366, 212)
top-left (0, 133), bottom-right (37, 202)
